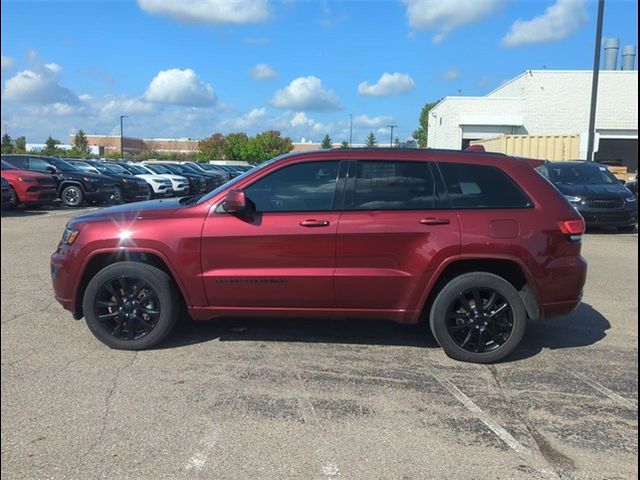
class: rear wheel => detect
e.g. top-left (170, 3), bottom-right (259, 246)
top-left (429, 272), bottom-right (527, 363)
top-left (61, 185), bottom-right (84, 207)
top-left (82, 262), bottom-right (179, 350)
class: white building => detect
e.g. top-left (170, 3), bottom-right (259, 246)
top-left (427, 70), bottom-right (638, 170)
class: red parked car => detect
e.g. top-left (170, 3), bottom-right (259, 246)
top-left (51, 149), bottom-right (587, 363)
top-left (1, 159), bottom-right (57, 208)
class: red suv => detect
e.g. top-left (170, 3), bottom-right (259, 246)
top-left (51, 149), bottom-right (587, 363)
top-left (1, 159), bottom-right (57, 207)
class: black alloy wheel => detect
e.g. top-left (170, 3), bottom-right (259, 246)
top-left (430, 272), bottom-right (527, 363)
top-left (112, 186), bottom-right (124, 204)
top-left (94, 276), bottom-right (161, 341)
top-left (445, 288), bottom-right (513, 354)
top-left (83, 262), bottom-right (179, 349)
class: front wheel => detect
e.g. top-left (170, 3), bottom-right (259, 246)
top-left (7, 187), bottom-right (18, 208)
top-left (82, 262), bottom-right (179, 350)
top-left (112, 186), bottom-right (124, 204)
top-left (61, 185), bottom-right (84, 207)
top-left (429, 272), bottom-right (527, 363)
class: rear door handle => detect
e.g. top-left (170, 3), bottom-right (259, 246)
top-left (299, 219), bottom-right (330, 227)
top-left (420, 218), bottom-right (451, 226)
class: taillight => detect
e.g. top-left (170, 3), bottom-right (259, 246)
top-left (558, 218), bottom-right (585, 241)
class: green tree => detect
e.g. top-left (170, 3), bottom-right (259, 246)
top-left (321, 134), bottom-right (332, 149)
top-left (43, 136), bottom-right (62, 156)
top-left (225, 133), bottom-right (252, 162)
top-left (251, 130), bottom-right (294, 164)
top-left (365, 131), bottom-right (377, 147)
top-left (411, 100), bottom-right (439, 147)
top-left (14, 136), bottom-right (27, 153)
top-left (1, 133), bottom-right (13, 154)
top-left (394, 137), bottom-right (401, 148)
top-left (72, 129), bottom-right (90, 155)
top-left (198, 133), bottom-right (228, 161)
top-left (340, 140), bottom-right (349, 149)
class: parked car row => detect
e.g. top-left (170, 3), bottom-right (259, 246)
top-left (1, 154), bottom-right (251, 209)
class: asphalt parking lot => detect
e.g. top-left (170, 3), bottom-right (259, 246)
top-left (1, 206), bottom-right (638, 480)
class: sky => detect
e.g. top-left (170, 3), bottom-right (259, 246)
top-left (0, 0), bottom-right (638, 145)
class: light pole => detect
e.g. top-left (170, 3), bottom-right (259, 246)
top-left (388, 125), bottom-right (397, 147)
top-left (120, 115), bottom-right (127, 160)
top-left (349, 113), bottom-right (353, 147)
top-left (587, 0), bottom-right (605, 161)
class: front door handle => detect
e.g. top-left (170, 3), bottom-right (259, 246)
top-left (420, 218), bottom-right (451, 226)
top-left (299, 219), bottom-right (330, 227)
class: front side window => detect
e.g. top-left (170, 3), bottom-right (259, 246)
top-left (438, 162), bottom-right (532, 209)
top-left (348, 160), bottom-right (437, 210)
top-left (244, 161), bottom-right (339, 212)
top-left (29, 157), bottom-right (54, 172)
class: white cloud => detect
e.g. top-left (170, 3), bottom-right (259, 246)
top-left (250, 63), bottom-right (278, 80)
top-left (3, 68), bottom-right (79, 104)
top-left (99, 96), bottom-right (157, 116)
top-left (442, 68), bottom-right (459, 80)
top-left (137, 0), bottom-right (270, 25)
top-left (357, 72), bottom-right (416, 97)
top-left (1, 55), bottom-right (15, 70)
top-left (44, 63), bottom-right (62, 73)
top-left (352, 115), bottom-right (394, 128)
top-left (502, 0), bottom-right (588, 47)
top-left (222, 107), bottom-right (268, 129)
top-left (402, 0), bottom-right (500, 43)
top-left (144, 68), bottom-right (216, 107)
top-left (271, 76), bottom-right (341, 111)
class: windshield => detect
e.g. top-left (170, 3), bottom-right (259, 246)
top-left (145, 164), bottom-right (172, 175)
top-left (48, 157), bottom-right (79, 172)
top-left (126, 164), bottom-right (147, 175)
top-left (103, 162), bottom-right (130, 174)
top-left (71, 162), bottom-right (98, 173)
top-left (1, 160), bottom-right (17, 170)
top-left (163, 164), bottom-right (187, 174)
top-left (548, 164), bottom-right (619, 185)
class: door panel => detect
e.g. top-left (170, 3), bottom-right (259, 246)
top-left (201, 211), bottom-right (338, 307)
top-left (335, 210), bottom-right (460, 310)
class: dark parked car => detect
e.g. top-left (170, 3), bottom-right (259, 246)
top-left (52, 148), bottom-right (587, 363)
top-left (2, 155), bottom-right (115, 207)
top-left (143, 162), bottom-right (207, 195)
top-left (538, 161), bottom-right (638, 232)
top-left (183, 162), bottom-right (231, 181)
top-left (1, 176), bottom-right (12, 209)
top-left (65, 159), bottom-right (150, 204)
top-left (172, 162), bottom-right (226, 190)
top-left (1, 159), bottom-right (57, 208)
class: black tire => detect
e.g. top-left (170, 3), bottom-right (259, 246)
top-left (7, 187), bottom-right (18, 208)
top-left (82, 262), bottom-right (179, 350)
top-left (617, 225), bottom-right (637, 233)
top-left (146, 185), bottom-right (154, 200)
top-left (112, 186), bottom-right (124, 204)
top-left (61, 185), bottom-right (84, 207)
top-left (429, 272), bottom-right (527, 363)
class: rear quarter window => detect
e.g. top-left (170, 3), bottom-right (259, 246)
top-left (438, 162), bottom-right (532, 209)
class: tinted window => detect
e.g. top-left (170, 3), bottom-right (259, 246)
top-left (245, 161), bottom-right (339, 212)
top-left (438, 163), bottom-right (531, 208)
top-left (29, 157), bottom-right (54, 172)
top-left (348, 161), bottom-right (437, 210)
top-left (1, 159), bottom-right (19, 169)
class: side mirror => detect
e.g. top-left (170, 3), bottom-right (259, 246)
top-left (222, 190), bottom-right (246, 213)
top-left (46, 165), bottom-right (57, 174)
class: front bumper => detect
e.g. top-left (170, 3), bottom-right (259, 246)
top-left (21, 186), bottom-right (57, 205)
top-left (577, 206), bottom-right (638, 227)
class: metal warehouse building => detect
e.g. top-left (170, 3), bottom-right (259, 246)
top-left (427, 69), bottom-right (638, 172)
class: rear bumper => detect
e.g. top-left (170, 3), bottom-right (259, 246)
top-left (538, 255), bottom-right (587, 320)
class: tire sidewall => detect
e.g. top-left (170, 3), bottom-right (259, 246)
top-left (62, 185), bottom-right (84, 207)
top-left (8, 187), bottom-right (18, 207)
top-left (83, 262), bottom-right (178, 350)
top-left (430, 272), bottom-right (527, 363)
top-left (112, 186), bottom-right (124, 204)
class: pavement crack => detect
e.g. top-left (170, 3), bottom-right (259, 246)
top-left (75, 352), bottom-right (138, 468)
top-left (1, 299), bottom-right (56, 325)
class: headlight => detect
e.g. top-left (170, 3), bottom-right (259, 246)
top-left (60, 227), bottom-right (79, 245)
top-left (564, 195), bottom-right (583, 204)
top-left (18, 177), bottom-right (38, 183)
top-left (121, 178), bottom-right (130, 183)
top-left (625, 195), bottom-right (637, 203)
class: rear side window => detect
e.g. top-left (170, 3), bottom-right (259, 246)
top-left (348, 160), bottom-right (437, 210)
top-left (438, 162), bottom-right (532, 209)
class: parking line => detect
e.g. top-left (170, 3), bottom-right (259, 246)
top-left (562, 367), bottom-right (638, 411)
top-left (426, 365), bottom-right (530, 455)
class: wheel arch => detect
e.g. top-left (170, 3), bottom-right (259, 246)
top-left (419, 256), bottom-right (541, 322)
top-left (73, 249), bottom-right (190, 319)
top-left (58, 180), bottom-right (85, 195)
